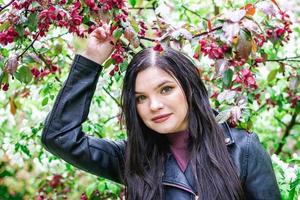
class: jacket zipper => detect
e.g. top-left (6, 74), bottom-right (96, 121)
top-left (162, 182), bottom-right (199, 199)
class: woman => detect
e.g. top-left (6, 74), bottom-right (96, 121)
top-left (41, 25), bottom-right (281, 200)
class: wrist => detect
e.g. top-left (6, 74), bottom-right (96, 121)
top-left (80, 52), bottom-right (106, 65)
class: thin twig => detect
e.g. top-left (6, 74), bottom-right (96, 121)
top-left (182, 5), bottom-right (201, 18)
top-left (40, 31), bottom-right (69, 43)
top-left (253, 103), bottom-right (267, 116)
top-left (102, 87), bottom-right (121, 107)
top-left (275, 116), bottom-right (287, 127)
top-left (17, 29), bottom-right (42, 59)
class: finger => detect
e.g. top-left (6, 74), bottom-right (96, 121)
top-left (102, 23), bottom-right (109, 31)
top-left (93, 28), bottom-right (106, 41)
top-left (99, 29), bottom-right (107, 40)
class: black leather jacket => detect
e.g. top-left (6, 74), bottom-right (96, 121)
top-left (41, 55), bottom-right (281, 200)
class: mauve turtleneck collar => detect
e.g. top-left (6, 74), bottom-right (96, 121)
top-left (166, 130), bottom-right (190, 172)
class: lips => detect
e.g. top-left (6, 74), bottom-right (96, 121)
top-left (151, 113), bottom-right (172, 123)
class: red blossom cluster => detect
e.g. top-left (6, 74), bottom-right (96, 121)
top-left (114, 12), bottom-right (128, 22)
top-left (109, 42), bottom-right (125, 76)
top-left (138, 21), bottom-right (148, 36)
top-left (287, 90), bottom-right (300, 108)
top-left (49, 174), bottom-right (62, 188)
top-left (197, 39), bottom-right (230, 60)
top-left (254, 34), bottom-right (267, 47)
top-left (31, 65), bottom-right (58, 79)
top-left (0, 27), bottom-right (19, 45)
top-left (235, 68), bottom-right (258, 89)
top-left (11, 0), bottom-right (35, 10)
top-left (265, 11), bottom-right (292, 46)
top-left (38, 3), bottom-right (84, 37)
top-left (153, 42), bottom-right (164, 52)
top-left (85, 0), bottom-right (99, 11)
top-left (99, 0), bottom-right (125, 12)
top-left (228, 58), bottom-right (246, 68)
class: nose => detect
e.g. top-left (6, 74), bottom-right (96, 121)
top-left (149, 97), bottom-right (164, 111)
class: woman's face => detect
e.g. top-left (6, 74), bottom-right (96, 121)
top-left (135, 66), bottom-right (188, 134)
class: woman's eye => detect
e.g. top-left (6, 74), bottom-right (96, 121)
top-left (161, 86), bottom-right (173, 94)
top-left (136, 95), bottom-right (146, 103)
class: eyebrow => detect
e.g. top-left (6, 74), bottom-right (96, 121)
top-left (135, 80), bottom-right (174, 94)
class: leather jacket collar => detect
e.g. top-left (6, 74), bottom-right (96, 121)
top-left (162, 120), bottom-right (234, 196)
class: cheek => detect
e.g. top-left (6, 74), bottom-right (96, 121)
top-left (136, 104), bottom-right (147, 121)
top-left (175, 91), bottom-right (188, 115)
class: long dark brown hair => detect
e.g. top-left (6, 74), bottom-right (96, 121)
top-left (121, 47), bottom-right (245, 199)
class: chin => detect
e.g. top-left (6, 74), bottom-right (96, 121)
top-left (150, 125), bottom-right (176, 134)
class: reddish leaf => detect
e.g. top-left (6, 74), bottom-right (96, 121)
top-left (215, 59), bottom-right (228, 76)
top-left (5, 56), bottom-right (18, 75)
top-left (9, 97), bottom-right (17, 115)
top-left (243, 4), bottom-right (256, 16)
top-left (208, 20), bottom-right (212, 31)
top-left (236, 29), bottom-right (252, 60)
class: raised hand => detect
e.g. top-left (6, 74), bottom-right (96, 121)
top-left (81, 24), bottom-right (115, 65)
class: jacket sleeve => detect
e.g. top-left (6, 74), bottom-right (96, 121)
top-left (41, 54), bottom-right (125, 184)
top-left (244, 132), bottom-right (281, 200)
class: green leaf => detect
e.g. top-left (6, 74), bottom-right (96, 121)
top-left (129, 0), bottom-right (137, 7)
top-left (113, 29), bottom-right (122, 40)
top-left (23, 55), bottom-right (35, 64)
top-left (0, 21), bottom-right (10, 31)
top-left (97, 182), bottom-right (106, 193)
top-left (42, 97), bottom-right (49, 106)
top-left (223, 69), bottom-right (233, 87)
top-left (14, 66), bottom-right (33, 84)
top-left (130, 18), bottom-right (139, 32)
top-left (0, 48), bottom-right (9, 57)
top-left (20, 145), bottom-right (31, 157)
top-left (267, 69), bottom-right (278, 83)
top-left (15, 25), bottom-right (24, 37)
top-left (119, 60), bottom-right (128, 72)
top-left (28, 12), bottom-right (38, 32)
top-left (86, 183), bottom-right (97, 198)
top-left (1, 71), bottom-right (9, 84)
top-left (103, 58), bottom-right (113, 69)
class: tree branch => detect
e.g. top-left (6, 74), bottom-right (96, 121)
top-left (32, 47), bottom-right (62, 83)
top-left (128, 7), bottom-right (153, 10)
top-left (275, 110), bottom-right (298, 155)
top-left (267, 56), bottom-right (300, 62)
top-left (193, 26), bottom-right (222, 38)
top-left (0, 0), bottom-right (15, 12)
top-left (103, 114), bottom-right (120, 124)
top-left (138, 36), bottom-right (156, 42)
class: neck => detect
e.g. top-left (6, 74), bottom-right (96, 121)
top-left (166, 130), bottom-right (189, 149)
